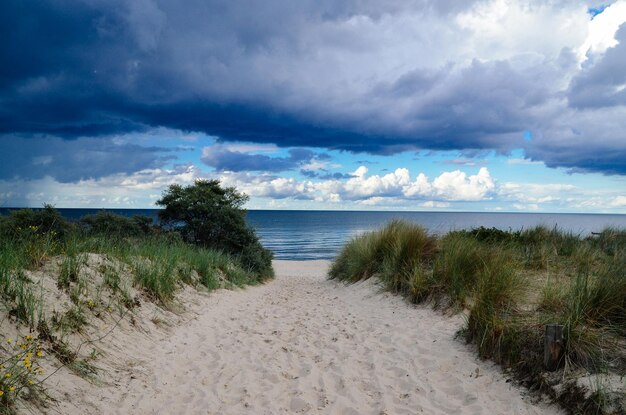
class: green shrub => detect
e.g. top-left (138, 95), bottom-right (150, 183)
top-left (156, 180), bottom-right (273, 276)
top-left (79, 211), bottom-right (155, 238)
top-left (0, 205), bottom-right (72, 241)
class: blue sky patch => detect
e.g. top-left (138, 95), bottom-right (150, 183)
top-left (588, 4), bottom-right (609, 18)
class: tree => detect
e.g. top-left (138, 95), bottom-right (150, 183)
top-left (156, 180), bottom-right (273, 276)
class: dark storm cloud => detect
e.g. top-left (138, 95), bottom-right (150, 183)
top-left (201, 147), bottom-right (323, 172)
top-left (1, 0), bottom-right (625, 176)
top-left (524, 116), bottom-right (626, 175)
top-left (0, 136), bottom-right (176, 182)
top-left (568, 24), bottom-right (626, 108)
top-left (526, 141), bottom-right (626, 175)
top-left (0, 0), bottom-right (511, 150)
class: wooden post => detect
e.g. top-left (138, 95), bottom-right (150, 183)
top-left (544, 324), bottom-right (564, 371)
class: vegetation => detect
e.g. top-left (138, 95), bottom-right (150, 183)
top-left (0, 180), bottom-right (274, 414)
top-left (78, 211), bottom-right (156, 238)
top-left (0, 336), bottom-right (46, 412)
top-left (157, 180), bottom-right (273, 277)
top-left (330, 221), bottom-right (626, 414)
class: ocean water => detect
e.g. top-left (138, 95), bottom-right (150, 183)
top-left (2, 208), bottom-right (626, 260)
top-left (246, 210), bottom-right (626, 260)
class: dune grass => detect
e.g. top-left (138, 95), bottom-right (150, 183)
top-left (330, 220), bottom-right (626, 414)
top-left (67, 233), bottom-right (271, 303)
top-left (0, 208), bottom-right (274, 414)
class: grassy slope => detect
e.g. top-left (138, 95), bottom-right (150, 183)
top-left (330, 221), bottom-right (626, 415)
top-left (0, 215), bottom-right (273, 414)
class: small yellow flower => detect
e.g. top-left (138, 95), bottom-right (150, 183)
top-left (27, 352), bottom-right (33, 358)
top-left (28, 380), bottom-right (34, 385)
top-left (5, 373), bottom-right (12, 377)
top-left (8, 386), bottom-right (15, 392)
top-left (25, 335), bottom-right (33, 341)
top-left (36, 351), bottom-right (43, 357)
top-left (7, 338), bottom-right (13, 344)
top-left (38, 369), bottom-right (44, 375)
top-left (0, 390), bottom-right (4, 397)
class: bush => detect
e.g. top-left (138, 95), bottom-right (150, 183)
top-left (0, 206), bottom-right (69, 268)
top-left (0, 205), bottom-right (72, 241)
top-left (156, 180), bottom-right (273, 277)
top-left (79, 211), bottom-right (155, 238)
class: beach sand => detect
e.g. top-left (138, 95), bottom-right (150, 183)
top-left (55, 260), bottom-right (562, 414)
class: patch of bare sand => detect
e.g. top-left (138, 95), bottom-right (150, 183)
top-left (57, 260), bottom-right (563, 414)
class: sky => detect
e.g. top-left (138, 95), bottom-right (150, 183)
top-left (1, 0), bottom-right (625, 213)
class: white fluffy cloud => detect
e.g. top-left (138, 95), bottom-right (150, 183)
top-left (432, 167), bottom-right (495, 201)
top-left (1, 162), bottom-right (623, 213)
top-left (579, 1), bottom-right (626, 58)
top-left (218, 166), bottom-right (495, 204)
top-left (216, 166), bottom-right (624, 212)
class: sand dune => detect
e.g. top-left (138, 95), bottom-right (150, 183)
top-left (70, 260), bottom-right (561, 414)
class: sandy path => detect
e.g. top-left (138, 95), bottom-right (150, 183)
top-left (96, 260), bottom-right (561, 415)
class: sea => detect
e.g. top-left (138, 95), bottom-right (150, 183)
top-left (2, 208), bottom-right (626, 260)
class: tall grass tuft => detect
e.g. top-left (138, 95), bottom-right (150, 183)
top-left (0, 241), bottom-right (43, 329)
top-left (58, 254), bottom-right (84, 290)
top-left (377, 221), bottom-right (437, 294)
top-left (560, 250), bottom-right (626, 371)
top-left (591, 227), bottom-right (626, 256)
top-left (329, 220), bottom-right (437, 291)
top-left (432, 233), bottom-right (484, 306)
top-left (466, 249), bottom-right (525, 362)
top-left (134, 258), bottom-right (177, 303)
top-left (328, 233), bottom-right (379, 282)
